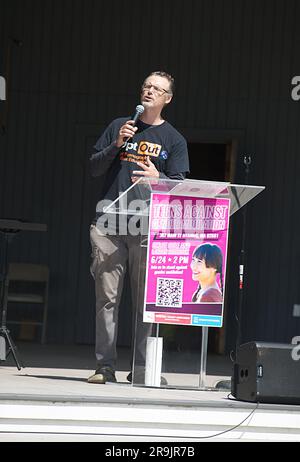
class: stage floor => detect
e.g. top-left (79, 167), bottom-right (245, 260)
top-left (0, 342), bottom-right (300, 442)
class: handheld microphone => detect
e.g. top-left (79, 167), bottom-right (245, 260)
top-left (132, 104), bottom-right (145, 125)
top-left (123, 104), bottom-right (144, 143)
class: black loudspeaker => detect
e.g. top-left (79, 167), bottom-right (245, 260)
top-left (231, 341), bottom-right (300, 404)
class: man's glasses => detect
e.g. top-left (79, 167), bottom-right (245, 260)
top-left (141, 83), bottom-right (171, 96)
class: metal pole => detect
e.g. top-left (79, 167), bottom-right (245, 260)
top-left (199, 326), bottom-right (208, 389)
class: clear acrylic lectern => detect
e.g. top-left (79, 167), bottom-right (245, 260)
top-left (100, 178), bottom-right (265, 390)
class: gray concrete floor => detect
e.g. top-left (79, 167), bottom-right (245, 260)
top-left (1, 340), bottom-right (233, 374)
top-left (1, 340), bottom-right (233, 384)
top-left (1, 341), bottom-right (300, 443)
top-left (0, 340), bottom-right (234, 403)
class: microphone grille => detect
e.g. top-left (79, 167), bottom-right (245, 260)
top-left (135, 104), bottom-right (145, 114)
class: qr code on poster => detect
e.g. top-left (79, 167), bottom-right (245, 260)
top-left (156, 278), bottom-right (184, 308)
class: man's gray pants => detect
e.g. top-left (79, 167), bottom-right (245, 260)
top-left (90, 225), bottom-right (152, 372)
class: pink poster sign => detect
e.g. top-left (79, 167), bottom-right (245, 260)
top-left (143, 193), bottom-right (230, 327)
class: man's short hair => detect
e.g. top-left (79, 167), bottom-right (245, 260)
top-left (148, 71), bottom-right (175, 94)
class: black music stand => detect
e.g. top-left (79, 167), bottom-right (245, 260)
top-left (0, 219), bottom-right (47, 370)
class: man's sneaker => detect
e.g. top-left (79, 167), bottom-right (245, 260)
top-left (87, 366), bottom-right (116, 384)
top-left (126, 371), bottom-right (168, 386)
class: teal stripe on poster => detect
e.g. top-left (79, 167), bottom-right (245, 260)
top-left (192, 315), bottom-right (222, 327)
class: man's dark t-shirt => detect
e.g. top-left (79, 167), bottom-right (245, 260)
top-left (90, 117), bottom-right (190, 225)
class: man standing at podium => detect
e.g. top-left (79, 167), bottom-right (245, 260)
top-left (88, 71), bottom-right (190, 384)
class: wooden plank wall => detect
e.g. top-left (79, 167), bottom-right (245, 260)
top-left (0, 0), bottom-right (299, 350)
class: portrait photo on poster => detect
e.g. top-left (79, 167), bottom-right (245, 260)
top-left (190, 243), bottom-right (223, 304)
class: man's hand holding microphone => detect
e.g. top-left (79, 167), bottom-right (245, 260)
top-left (114, 104), bottom-right (159, 182)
